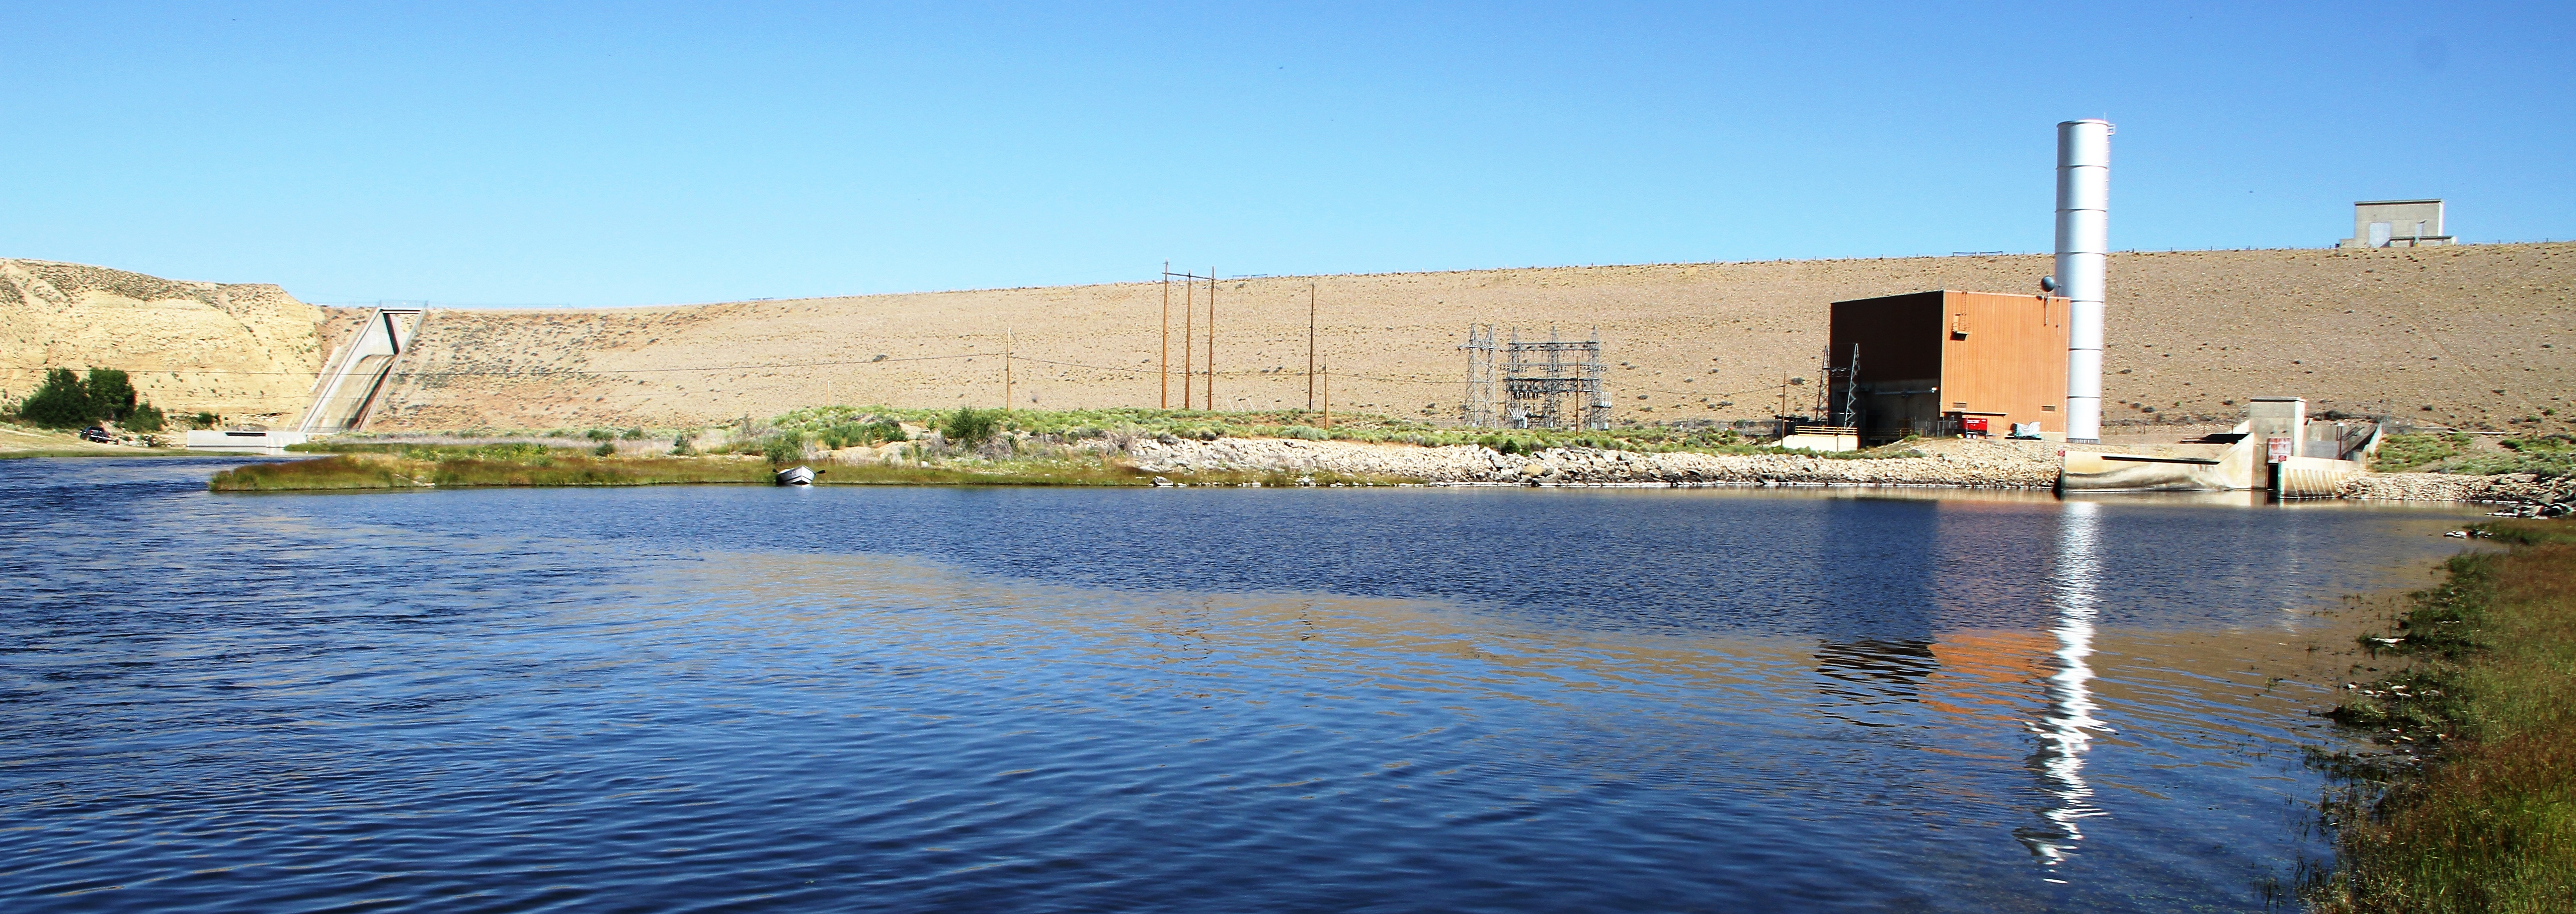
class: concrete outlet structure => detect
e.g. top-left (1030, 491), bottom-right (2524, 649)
top-left (2339, 199), bottom-right (2450, 248)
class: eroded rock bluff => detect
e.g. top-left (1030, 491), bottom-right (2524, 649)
top-left (0, 259), bottom-right (323, 422)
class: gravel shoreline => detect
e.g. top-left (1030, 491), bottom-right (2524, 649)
top-left (1126, 436), bottom-right (2567, 505)
top-left (1127, 437), bottom-right (2062, 488)
top-left (2341, 471), bottom-right (2576, 506)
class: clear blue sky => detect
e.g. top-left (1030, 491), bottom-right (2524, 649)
top-left (4, 1), bottom-right (2569, 306)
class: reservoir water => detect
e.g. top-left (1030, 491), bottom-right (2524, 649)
top-left (1, 458), bottom-right (2485, 912)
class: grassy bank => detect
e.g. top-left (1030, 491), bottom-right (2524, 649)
top-left (209, 443), bottom-right (1412, 492)
top-left (2375, 432), bottom-right (2575, 476)
top-left (209, 450), bottom-right (777, 491)
top-left (2310, 518), bottom-right (2576, 913)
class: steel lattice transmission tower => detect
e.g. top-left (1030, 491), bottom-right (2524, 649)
top-left (1459, 324), bottom-right (1499, 427)
top-left (1499, 325), bottom-right (1610, 430)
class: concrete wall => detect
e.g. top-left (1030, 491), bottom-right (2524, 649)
top-left (2343, 200), bottom-right (2448, 248)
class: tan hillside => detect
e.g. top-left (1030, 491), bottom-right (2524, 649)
top-left (366, 243), bottom-right (2574, 435)
top-left (0, 259), bottom-right (323, 424)
top-left (7, 244), bottom-right (2568, 436)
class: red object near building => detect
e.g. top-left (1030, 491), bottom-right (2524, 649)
top-left (1961, 416), bottom-right (1990, 437)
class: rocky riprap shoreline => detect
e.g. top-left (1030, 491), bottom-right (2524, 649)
top-left (1124, 437), bottom-right (2063, 488)
top-left (1125, 436), bottom-right (2574, 507)
top-left (2344, 472), bottom-right (2576, 511)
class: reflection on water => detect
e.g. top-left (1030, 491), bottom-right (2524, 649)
top-left (0, 459), bottom-right (2490, 913)
top-left (2019, 500), bottom-right (2112, 866)
top-left (1814, 638), bottom-right (1939, 727)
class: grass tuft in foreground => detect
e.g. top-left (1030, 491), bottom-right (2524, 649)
top-left (2309, 518), bottom-right (2576, 914)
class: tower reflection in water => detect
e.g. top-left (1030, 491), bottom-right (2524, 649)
top-left (2016, 500), bottom-right (2112, 866)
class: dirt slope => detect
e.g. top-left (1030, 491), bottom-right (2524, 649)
top-left (0, 259), bottom-right (323, 424)
top-left (365, 243), bottom-right (2575, 435)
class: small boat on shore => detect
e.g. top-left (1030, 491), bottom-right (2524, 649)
top-left (775, 465), bottom-right (816, 486)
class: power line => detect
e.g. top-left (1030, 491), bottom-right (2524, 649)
top-left (2, 352), bottom-right (1786, 406)
top-left (0, 351), bottom-right (1007, 378)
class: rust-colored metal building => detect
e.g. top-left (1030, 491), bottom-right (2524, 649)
top-left (1825, 291), bottom-right (2069, 443)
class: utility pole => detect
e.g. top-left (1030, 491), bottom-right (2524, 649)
top-left (1307, 283), bottom-right (1317, 412)
top-left (1205, 268), bottom-right (1215, 413)
top-left (1181, 270), bottom-right (1195, 410)
top-left (1160, 261), bottom-right (1170, 410)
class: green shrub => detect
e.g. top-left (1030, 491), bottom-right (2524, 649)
top-left (2379, 432), bottom-right (2576, 477)
top-left (2501, 434), bottom-right (2573, 455)
top-left (2377, 433), bottom-right (2474, 471)
top-left (762, 433), bottom-right (808, 465)
top-left (124, 402), bottom-right (165, 432)
top-left (584, 428), bottom-right (617, 442)
top-left (942, 407), bottom-right (1001, 447)
top-left (671, 433), bottom-right (697, 456)
top-left (621, 427), bottom-right (649, 441)
top-left (193, 412), bottom-right (219, 429)
top-left (592, 441), bottom-right (617, 457)
top-left (819, 418), bottom-right (907, 450)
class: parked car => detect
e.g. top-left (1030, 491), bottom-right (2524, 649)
top-left (79, 426), bottom-right (112, 444)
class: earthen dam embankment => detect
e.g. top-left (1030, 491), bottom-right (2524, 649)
top-left (6, 244), bottom-right (2570, 437)
top-left (359, 243), bottom-right (2575, 435)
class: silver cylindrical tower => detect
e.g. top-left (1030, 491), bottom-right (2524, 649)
top-left (2055, 119), bottom-right (2111, 444)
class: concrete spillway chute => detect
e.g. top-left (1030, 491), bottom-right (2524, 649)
top-left (299, 307), bottom-right (422, 433)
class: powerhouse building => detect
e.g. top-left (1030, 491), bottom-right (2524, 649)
top-left (1825, 291), bottom-right (2071, 444)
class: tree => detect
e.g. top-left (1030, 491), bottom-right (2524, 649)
top-left (14, 367), bottom-right (166, 430)
top-left (85, 369), bottom-right (136, 421)
top-left (18, 369), bottom-right (90, 428)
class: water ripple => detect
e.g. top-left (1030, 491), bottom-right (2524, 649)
top-left (0, 458), bottom-right (2484, 912)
